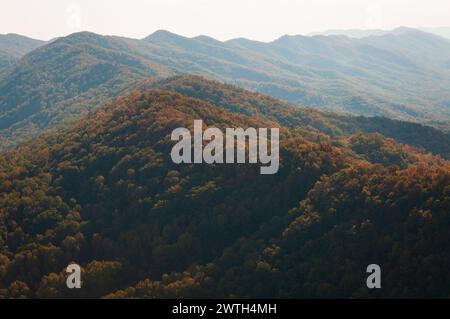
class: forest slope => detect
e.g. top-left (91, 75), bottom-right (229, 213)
top-left (0, 77), bottom-right (449, 298)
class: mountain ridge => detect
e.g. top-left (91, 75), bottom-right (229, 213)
top-left (0, 33), bottom-right (46, 77)
top-left (1, 27), bottom-right (450, 148)
top-left (310, 26), bottom-right (450, 40)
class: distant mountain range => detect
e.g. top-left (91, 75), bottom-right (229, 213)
top-left (309, 29), bottom-right (390, 38)
top-left (1, 27), bottom-right (450, 147)
top-left (420, 27), bottom-right (450, 40)
top-left (310, 27), bottom-right (450, 40)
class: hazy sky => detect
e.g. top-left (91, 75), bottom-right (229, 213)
top-left (1, 0), bottom-right (450, 41)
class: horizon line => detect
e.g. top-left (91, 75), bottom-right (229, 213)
top-left (2, 25), bottom-right (450, 43)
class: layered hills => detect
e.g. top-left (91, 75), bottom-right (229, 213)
top-left (1, 28), bottom-right (450, 147)
top-left (0, 77), bottom-right (449, 298)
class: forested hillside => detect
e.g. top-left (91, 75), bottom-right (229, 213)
top-left (0, 77), bottom-right (449, 298)
top-left (143, 76), bottom-right (450, 160)
top-left (0, 32), bottom-right (169, 144)
top-left (2, 28), bottom-right (450, 147)
top-left (0, 34), bottom-right (45, 77)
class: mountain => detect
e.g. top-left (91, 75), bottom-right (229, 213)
top-left (311, 27), bottom-right (450, 40)
top-left (309, 29), bottom-right (389, 38)
top-left (142, 28), bottom-right (450, 127)
top-left (142, 76), bottom-right (450, 160)
top-left (2, 28), bottom-right (450, 148)
top-left (0, 32), bottom-right (171, 144)
top-left (363, 27), bottom-right (450, 68)
top-left (0, 34), bottom-right (44, 57)
top-left (421, 27), bottom-right (450, 40)
top-left (0, 34), bottom-right (45, 77)
top-left (0, 76), bottom-right (449, 298)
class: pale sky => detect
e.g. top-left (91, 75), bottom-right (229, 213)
top-left (1, 0), bottom-right (450, 41)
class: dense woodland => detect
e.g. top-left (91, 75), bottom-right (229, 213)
top-left (0, 34), bottom-right (44, 79)
top-left (0, 77), bottom-right (449, 298)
